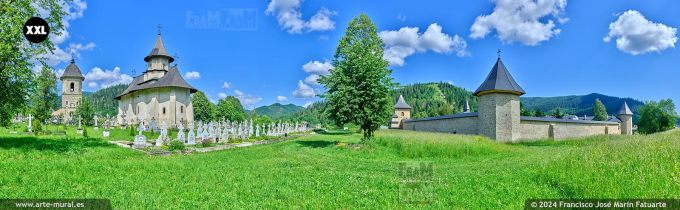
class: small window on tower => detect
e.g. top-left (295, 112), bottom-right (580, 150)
top-left (401, 112), bottom-right (405, 117)
top-left (180, 106), bottom-right (184, 113)
top-left (70, 82), bottom-right (75, 92)
top-left (163, 107), bottom-right (166, 115)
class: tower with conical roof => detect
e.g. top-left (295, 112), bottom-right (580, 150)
top-left (143, 27), bottom-right (174, 81)
top-left (618, 102), bottom-right (633, 135)
top-left (474, 56), bottom-right (524, 141)
top-left (60, 57), bottom-right (85, 122)
top-left (390, 95), bottom-right (412, 129)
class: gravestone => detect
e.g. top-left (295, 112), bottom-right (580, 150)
top-left (121, 113), bottom-right (128, 129)
top-left (187, 121), bottom-right (196, 145)
top-left (93, 115), bottom-right (99, 130)
top-left (76, 115), bottom-right (83, 134)
top-left (102, 120), bottom-right (110, 137)
top-left (27, 114), bottom-right (33, 133)
top-left (134, 121), bottom-right (147, 148)
top-left (177, 122), bottom-right (185, 143)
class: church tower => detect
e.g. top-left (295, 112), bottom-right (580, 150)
top-left (390, 95), bottom-right (411, 129)
top-left (618, 102), bottom-right (633, 135)
top-left (60, 57), bottom-right (85, 122)
top-left (474, 57), bottom-right (525, 142)
top-left (143, 27), bottom-right (174, 81)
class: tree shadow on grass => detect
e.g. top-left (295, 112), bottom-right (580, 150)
top-left (0, 136), bottom-right (113, 153)
top-left (296, 140), bottom-right (338, 148)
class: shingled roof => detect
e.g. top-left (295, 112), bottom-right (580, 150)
top-left (394, 95), bottom-right (411, 109)
top-left (60, 58), bottom-right (84, 80)
top-left (473, 58), bottom-right (525, 96)
top-left (618, 102), bottom-right (633, 115)
top-left (144, 34), bottom-right (174, 63)
top-left (115, 66), bottom-right (197, 100)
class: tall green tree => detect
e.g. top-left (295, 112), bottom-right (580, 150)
top-left (534, 108), bottom-right (545, 117)
top-left (215, 96), bottom-right (246, 122)
top-left (191, 91), bottom-right (214, 122)
top-left (319, 14), bottom-right (395, 140)
top-left (31, 66), bottom-right (58, 122)
top-left (0, 0), bottom-right (66, 126)
top-left (592, 98), bottom-right (608, 121)
top-left (74, 98), bottom-right (94, 126)
top-left (637, 99), bottom-right (678, 134)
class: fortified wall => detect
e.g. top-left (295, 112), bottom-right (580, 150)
top-left (392, 57), bottom-right (633, 142)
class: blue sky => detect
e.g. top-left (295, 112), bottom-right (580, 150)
top-left (49, 0), bottom-right (679, 111)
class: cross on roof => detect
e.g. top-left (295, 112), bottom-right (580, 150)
top-left (497, 48), bottom-right (501, 58)
top-left (157, 24), bottom-right (162, 35)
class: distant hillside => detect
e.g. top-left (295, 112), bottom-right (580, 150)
top-left (251, 103), bottom-right (304, 119)
top-left (521, 93), bottom-right (644, 121)
top-left (86, 84), bottom-right (127, 117)
top-left (392, 82), bottom-right (477, 119)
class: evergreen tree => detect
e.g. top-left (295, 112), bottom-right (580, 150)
top-left (552, 108), bottom-right (565, 118)
top-left (191, 91), bottom-right (214, 122)
top-left (74, 98), bottom-right (95, 126)
top-left (638, 99), bottom-right (678, 134)
top-left (319, 14), bottom-right (395, 140)
top-left (535, 108), bottom-right (546, 117)
top-left (31, 66), bottom-right (59, 122)
top-left (215, 96), bottom-right (246, 121)
top-left (0, 0), bottom-right (67, 126)
top-left (593, 98), bottom-right (608, 121)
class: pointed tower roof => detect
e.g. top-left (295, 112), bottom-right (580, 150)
top-left (60, 57), bottom-right (84, 80)
top-left (144, 32), bottom-right (174, 63)
top-left (463, 99), bottom-right (470, 113)
top-left (618, 102), bottom-right (633, 115)
top-left (473, 58), bottom-right (525, 96)
top-left (394, 95), bottom-right (411, 109)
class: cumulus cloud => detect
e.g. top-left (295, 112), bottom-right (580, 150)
top-left (222, 82), bottom-right (231, 89)
top-left (184, 71), bottom-right (201, 80)
top-left (302, 60), bottom-right (333, 75)
top-left (234, 90), bottom-right (263, 108)
top-left (380, 23), bottom-right (468, 66)
top-left (469, 0), bottom-right (567, 46)
top-left (218, 92), bottom-right (227, 99)
top-left (304, 74), bottom-right (321, 85)
top-left (604, 10), bottom-right (677, 55)
top-left (277, 96), bottom-right (288, 102)
top-left (82, 66), bottom-right (133, 90)
top-left (33, 0), bottom-right (94, 69)
top-left (265, 0), bottom-right (337, 34)
top-left (293, 80), bottom-right (315, 98)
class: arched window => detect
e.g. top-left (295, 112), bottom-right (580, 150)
top-left (162, 107), bottom-right (166, 115)
top-left (180, 106), bottom-right (184, 113)
top-left (70, 82), bottom-right (75, 92)
top-left (401, 112), bottom-right (405, 117)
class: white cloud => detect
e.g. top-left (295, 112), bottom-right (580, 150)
top-left (222, 82), bottom-right (231, 89)
top-left (303, 101), bottom-right (314, 108)
top-left (302, 60), bottom-right (333, 75)
top-left (82, 67), bottom-right (133, 90)
top-left (604, 10), bottom-right (677, 55)
top-left (380, 23), bottom-right (468, 66)
top-left (397, 13), bottom-right (407, 22)
top-left (446, 80), bottom-right (454, 85)
top-left (234, 90), bottom-right (263, 108)
top-left (265, 0), bottom-right (337, 34)
top-left (218, 92), bottom-right (227, 99)
top-left (469, 0), bottom-right (567, 46)
top-left (33, 0), bottom-right (94, 68)
top-left (293, 80), bottom-right (315, 98)
top-left (184, 71), bottom-right (201, 80)
top-left (277, 96), bottom-right (288, 102)
top-left (304, 74), bottom-right (321, 85)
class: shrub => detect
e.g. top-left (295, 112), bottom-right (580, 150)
top-left (201, 139), bottom-right (214, 147)
top-left (169, 140), bottom-right (185, 151)
top-left (638, 99), bottom-right (678, 134)
top-left (82, 126), bottom-right (88, 138)
top-left (129, 126), bottom-right (135, 136)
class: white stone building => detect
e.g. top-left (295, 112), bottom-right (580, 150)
top-left (115, 31), bottom-right (197, 128)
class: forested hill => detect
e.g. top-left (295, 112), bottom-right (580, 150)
top-left (392, 82), bottom-right (477, 119)
top-left (520, 93), bottom-right (644, 119)
top-left (250, 103), bottom-right (304, 120)
top-left (86, 84), bottom-right (127, 117)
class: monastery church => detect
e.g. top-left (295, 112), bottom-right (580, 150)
top-left (115, 30), bottom-right (197, 127)
top-left (390, 57), bottom-right (634, 142)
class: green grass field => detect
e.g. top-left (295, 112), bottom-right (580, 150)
top-left (0, 126), bottom-right (678, 209)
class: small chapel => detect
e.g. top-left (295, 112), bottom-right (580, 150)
top-left (115, 29), bottom-right (197, 128)
top-left (51, 57), bottom-right (85, 123)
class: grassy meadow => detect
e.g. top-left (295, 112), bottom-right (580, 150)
top-left (0, 125), bottom-right (678, 209)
